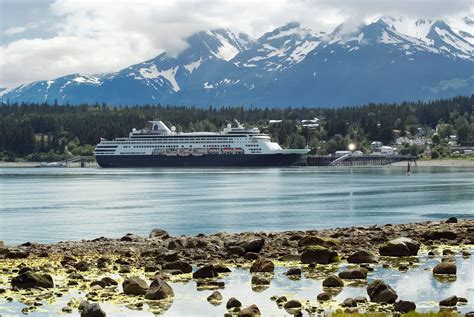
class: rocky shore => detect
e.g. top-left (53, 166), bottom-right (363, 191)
top-left (1, 219), bottom-right (473, 316)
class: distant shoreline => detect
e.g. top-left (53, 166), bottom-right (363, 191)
top-left (0, 158), bottom-right (473, 168)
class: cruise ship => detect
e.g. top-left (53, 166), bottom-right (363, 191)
top-left (94, 120), bottom-right (309, 167)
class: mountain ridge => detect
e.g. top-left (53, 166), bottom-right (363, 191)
top-left (2, 16), bottom-right (473, 107)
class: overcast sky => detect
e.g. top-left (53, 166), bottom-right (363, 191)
top-left (1, 0), bottom-right (473, 89)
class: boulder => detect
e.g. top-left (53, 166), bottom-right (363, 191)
top-left (433, 262), bottom-right (457, 275)
top-left (207, 290), bottom-right (223, 304)
top-left (341, 297), bottom-right (357, 307)
top-left (144, 278), bottom-right (174, 300)
top-left (394, 300), bottom-right (416, 313)
top-left (298, 235), bottom-right (339, 248)
top-left (367, 280), bottom-right (398, 303)
top-left (379, 237), bottom-right (420, 256)
top-left (238, 238), bottom-right (265, 253)
top-left (11, 271), bottom-right (54, 289)
top-left (317, 292), bottom-right (331, 301)
top-left (439, 296), bottom-right (458, 307)
top-left (162, 260), bottom-right (192, 273)
top-left (338, 268), bottom-right (368, 279)
top-left (423, 230), bottom-right (457, 241)
top-left (74, 261), bottom-right (89, 272)
top-left (227, 246), bottom-right (246, 256)
top-left (322, 275), bottom-right (344, 287)
top-left (300, 246), bottom-right (339, 264)
top-left (5, 249), bottom-right (29, 259)
top-left (101, 277), bottom-right (118, 286)
top-left (284, 268), bottom-right (301, 276)
top-left (250, 258), bottom-right (274, 273)
top-left (120, 233), bottom-right (145, 242)
top-left (122, 277), bottom-right (148, 295)
top-left (238, 304), bottom-right (261, 317)
top-left (149, 228), bottom-right (170, 239)
top-left (226, 297), bottom-right (242, 310)
top-left (347, 250), bottom-right (377, 263)
top-left (214, 264), bottom-right (231, 273)
top-left (445, 217), bottom-right (458, 223)
top-left (251, 275), bottom-right (271, 285)
top-left (79, 301), bottom-right (106, 317)
top-left (193, 265), bottom-right (218, 279)
top-left (284, 300), bottom-right (302, 309)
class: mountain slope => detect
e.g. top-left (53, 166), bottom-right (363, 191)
top-left (2, 17), bottom-right (473, 107)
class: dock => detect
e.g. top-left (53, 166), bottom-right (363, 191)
top-left (302, 155), bottom-right (417, 166)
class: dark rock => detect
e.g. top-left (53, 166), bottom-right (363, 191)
top-left (446, 217), bottom-right (458, 223)
top-left (317, 292), bottom-right (331, 301)
top-left (459, 297), bottom-right (468, 304)
top-left (167, 238), bottom-right (184, 249)
top-left (90, 280), bottom-right (107, 288)
top-left (79, 301), bottom-right (106, 317)
top-left (433, 262), bottom-right (457, 275)
top-left (207, 290), bottom-right (223, 304)
top-left (162, 260), bottom-right (192, 273)
top-left (193, 265), bottom-right (218, 279)
top-left (439, 295), bottom-right (458, 307)
top-left (238, 238), bottom-right (265, 253)
top-left (5, 249), bottom-right (29, 259)
top-left (347, 250), bottom-right (377, 263)
top-left (226, 297), bottom-right (242, 309)
top-left (120, 233), bottom-right (145, 242)
top-left (144, 278), bottom-right (174, 300)
top-left (122, 277), bottom-right (148, 295)
top-left (322, 275), bottom-right (344, 287)
top-left (298, 235), bottom-right (339, 248)
top-left (228, 245), bottom-right (246, 256)
top-left (149, 228), bottom-right (170, 239)
top-left (394, 300), bottom-right (416, 313)
top-left (101, 277), bottom-right (117, 286)
top-left (11, 271), bottom-right (54, 289)
top-left (338, 268), bottom-right (368, 279)
top-left (283, 300), bottom-right (302, 309)
top-left (214, 264), bottom-right (231, 273)
top-left (238, 304), bottom-right (261, 317)
top-left (75, 261), bottom-right (89, 272)
top-left (300, 246), bottom-right (339, 264)
top-left (284, 268), bottom-right (301, 276)
top-left (379, 237), bottom-right (420, 256)
top-left (244, 252), bottom-right (260, 260)
top-left (354, 296), bottom-right (367, 303)
top-left (251, 275), bottom-right (271, 285)
top-left (341, 297), bottom-right (357, 307)
top-left (250, 258), bottom-right (274, 273)
top-left (367, 279), bottom-right (398, 303)
top-left (162, 251), bottom-right (179, 262)
top-left (424, 230), bottom-right (457, 241)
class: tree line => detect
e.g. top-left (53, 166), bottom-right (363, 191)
top-left (0, 95), bottom-right (472, 161)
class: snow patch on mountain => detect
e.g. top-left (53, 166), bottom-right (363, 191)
top-left (184, 58), bottom-right (202, 74)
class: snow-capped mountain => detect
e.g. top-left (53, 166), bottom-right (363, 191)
top-left (2, 17), bottom-right (473, 107)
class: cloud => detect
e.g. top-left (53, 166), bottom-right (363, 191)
top-left (1, 0), bottom-right (473, 88)
top-left (4, 26), bottom-right (27, 36)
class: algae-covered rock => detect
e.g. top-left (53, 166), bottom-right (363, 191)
top-left (78, 301), bottom-right (106, 317)
top-left (300, 246), bottom-right (339, 264)
top-left (347, 250), bottom-right (377, 263)
top-left (238, 304), bottom-right (261, 316)
top-left (379, 237), bottom-right (420, 256)
top-left (250, 258), bottom-right (274, 273)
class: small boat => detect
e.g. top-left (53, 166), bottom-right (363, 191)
top-left (192, 148), bottom-right (206, 156)
top-left (166, 148), bottom-right (178, 156)
top-left (223, 148), bottom-right (234, 154)
top-left (178, 148), bottom-right (191, 156)
top-left (39, 162), bottom-right (65, 168)
top-left (208, 148), bottom-right (221, 155)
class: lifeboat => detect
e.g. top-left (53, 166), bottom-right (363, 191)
top-left (208, 148), bottom-right (221, 155)
top-left (233, 148), bottom-right (244, 155)
top-left (178, 148), bottom-right (191, 156)
top-left (192, 148), bottom-right (206, 156)
top-left (166, 148), bottom-right (178, 156)
top-left (223, 148), bottom-right (234, 154)
top-left (152, 148), bottom-right (166, 155)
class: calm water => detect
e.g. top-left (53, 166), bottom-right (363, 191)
top-left (0, 166), bottom-right (473, 244)
top-left (1, 253), bottom-right (473, 315)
